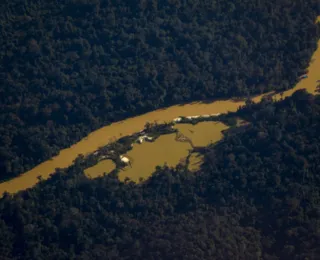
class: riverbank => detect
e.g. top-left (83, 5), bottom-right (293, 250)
top-left (0, 18), bottom-right (319, 196)
top-left (83, 120), bottom-right (228, 182)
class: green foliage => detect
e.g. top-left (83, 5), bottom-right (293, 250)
top-left (0, 0), bottom-right (319, 180)
top-left (0, 92), bottom-right (319, 259)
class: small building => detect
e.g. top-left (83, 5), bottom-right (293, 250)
top-left (173, 117), bottom-right (182, 122)
top-left (186, 115), bottom-right (200, 120)
top-left (137, 135), bottom-right (153, 144)
top-left (120, 155), bottom-right (130, 164)
top-left (138, 135), bottom-right (147, 144)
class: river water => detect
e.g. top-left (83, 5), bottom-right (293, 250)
top-left (1, 19), bottom-right (319, 196)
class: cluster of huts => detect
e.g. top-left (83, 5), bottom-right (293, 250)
top-left (91, 113), bottom-right (223, 167)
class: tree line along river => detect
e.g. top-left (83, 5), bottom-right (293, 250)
top-left (0, 18), bottom-right (319, 197)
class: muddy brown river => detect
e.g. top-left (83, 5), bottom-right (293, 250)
top-left (1, 19), bottom-right (319, 196)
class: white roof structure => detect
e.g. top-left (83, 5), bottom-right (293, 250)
top-left (137, 135), bottom-right (153, 144)
top-left (120, 155), bottom-right (130, 164)
top-left (173, 114), bottom-right (220, 124)
top-left (186, 115), bottom-right (200, 119)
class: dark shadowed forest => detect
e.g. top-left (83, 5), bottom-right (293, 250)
top-left (0, 90), bottom-right (319, 260)
top-left (1, 0), bottom-right (320, 259)
top-left (0, 0), bottom-right (319, 180)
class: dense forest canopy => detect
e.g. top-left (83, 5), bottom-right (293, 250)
top-left (0, 0), bottom-right (319, 180)
top-left (0, 91), bottom-right (319, 259)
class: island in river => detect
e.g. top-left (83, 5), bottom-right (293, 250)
top-left (84, 121), bottom-right (229, 183)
